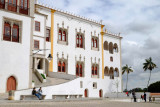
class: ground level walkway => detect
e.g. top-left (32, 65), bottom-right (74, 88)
top-left (0, 98), bottom-right (160, 107)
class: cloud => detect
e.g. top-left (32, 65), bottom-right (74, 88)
top-left (122, 36), bottom-right (160, 89)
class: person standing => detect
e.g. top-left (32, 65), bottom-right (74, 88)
top-left (144, 92), bottom-right (147, 102)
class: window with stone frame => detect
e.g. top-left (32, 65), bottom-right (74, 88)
top-left (46, 28), bottom-right (50, 42)
top-left (34, 40), bottom-right (39, 50)
top-left (91, 37), bottom-right (99, 51)
top-left (58, 28), bottom-right (68, 45)
top-left (76, 62), bottom-right (84, 77)
top-left (35, 21), bottom-right (40, 31)
top-left (91, 64), bottom-right (99, 78)
top-left (76, 33), bottom-right (84, 48)
top-left (3, 19), bottom-right (21, 43)
top-left (58, 60), bottom-right (67, 73)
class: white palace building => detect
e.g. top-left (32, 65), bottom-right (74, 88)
top-left (0, 0), bottom-right (123, 100)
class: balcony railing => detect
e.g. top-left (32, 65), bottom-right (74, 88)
top-left (0, 2), bottom-right (29, 16)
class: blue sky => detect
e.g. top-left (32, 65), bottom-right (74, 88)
top-left (38, 0), bottom-right (160, 90)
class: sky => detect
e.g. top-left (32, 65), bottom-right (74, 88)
top-left (38, 0), bottom-right (160, 90)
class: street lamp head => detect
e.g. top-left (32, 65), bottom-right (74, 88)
top-left (47, 54), bottom-right (52, 62)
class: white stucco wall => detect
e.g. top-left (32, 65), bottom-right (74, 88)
top-left (0, 11), bottom-right (32, 93)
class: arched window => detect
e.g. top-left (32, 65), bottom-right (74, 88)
top-left (104, 41), bottom-right (108, 50)
top-left (76, 64), bottom-right (79, 76)
top-left (84, 89), bottom-right (88, 97)
top-left (80, 64), bottom-right (82, 77)
top-left (4, 22), bottom-right (11, 41)
top-left (92, 38), bottom-right (94, 47)
top-left (58, 61), bottom-right (61, 72)
top-left (76, 34), bottom-right (79, 47)
top-left (109, 42), bottom-right (113, 54)
top-left (110, 67), bottom-right (114, 79)
top-left (113, 43), bottom-right (118, 53)
top-left (58, 30), bottom-right (62, 41)
top-left (79, 35), bottom-right (83, 48)
top-left (92, 66), bottom-right (94, 75)
top-left (104, 66), bottom-right (109, 76)
top-left (62, 31), bottom-right (66, 41)
top-left (94, 39), bottom-right (97, 48)
top-left (114, 68), bottom-right (119, 77)
top-left (62, 62), bottom-right (65, 72)
top-left (12, 24), bottom-right (19, 42)
top-left (95, 67), bottom-right (97, 75)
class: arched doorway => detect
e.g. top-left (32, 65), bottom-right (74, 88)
top-left (99, 89), bottom-right (103, 98)
top-left (84, 89), bottom-right (88, 97)
top-left (7, 76), bottom-right (16, 92)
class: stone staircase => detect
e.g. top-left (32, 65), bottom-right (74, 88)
top-left (32, 71), bottom-right (77, 88)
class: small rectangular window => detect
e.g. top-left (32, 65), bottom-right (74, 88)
top-left (93, 82), bottom-right (97, 89)
top-left (34, 40), bottom-right (39, 50)
top-left (35, 21), bottom-right (40, 31)
top-left (110, 57), bottom-right (113, 62)
top-left (46, 29), bottom-right (50, 42)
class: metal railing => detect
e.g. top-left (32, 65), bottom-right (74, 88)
top-left (0, 2), bottom-right (30, 16)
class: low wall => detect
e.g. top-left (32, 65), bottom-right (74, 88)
top-left (14, 78), bottom-right (82, 100)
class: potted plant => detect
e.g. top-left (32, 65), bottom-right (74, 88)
top-left (41, 74), bottom-right (46, 83)
top-left (32, 81), bottom-right (35, 88)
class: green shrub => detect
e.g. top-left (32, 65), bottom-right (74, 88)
top-left (41, 74), bottom-right (46, 79)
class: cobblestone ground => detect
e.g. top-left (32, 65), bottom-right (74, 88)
top-left (0, 100), bottom-right (160, 107)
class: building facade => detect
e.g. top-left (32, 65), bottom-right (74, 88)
top-left (0, 0), bottom-right (123, 99)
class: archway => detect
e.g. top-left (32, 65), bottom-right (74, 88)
top-left (113, 43), bottom-right (118, 53)
top-left (7, 76), bottom-right (16, 92)
top-left (114, 68), bottom-right (119, 77)
top-left (104, 41), bottom-right (108, 50)
top-left (109, 42), bottom-right (113, 54)
top-left (109, 67), bottom-right (114, 79)
top-left (104, 66), bottom-right (109, 76)
top-left (84, 89), bottom-right (88, 97)
top-left (99, 89), bottom-right (103, 98)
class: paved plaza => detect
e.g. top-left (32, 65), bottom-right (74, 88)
top-left (0, 99), bottom-right (160, 107)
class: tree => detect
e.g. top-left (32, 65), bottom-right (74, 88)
top-left (122, 64), bottom-right (133, 91)
top-left (143, 57), bottom-right (157, 90)
top-left (148, 81), bottom-right (160, 93)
